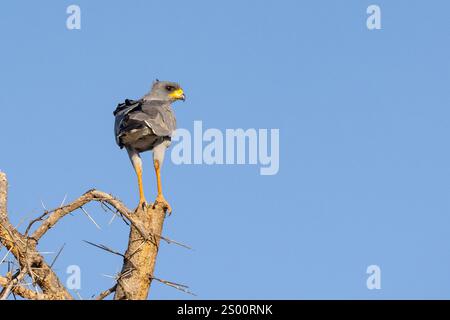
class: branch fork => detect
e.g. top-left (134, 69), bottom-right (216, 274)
top-left (0, 171), bottom-right (189, 300)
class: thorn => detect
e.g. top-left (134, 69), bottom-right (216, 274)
top-left (14, 216), bottom-right (29, 230)
top-left (40, 200), bottom-right (48, 211)
top-left (108, 213), bottom-right (117, 225)
top-left (37, 252), bottom-right (56, 255)
top-left (152, 277), bottom-right (196, 296)
top-left (60, 194), bottom-right (68, 207)
top-left (80, 207), bottom-right (101, 230)
top-left (49, 243), bottom-right (66, 269)
top-left (74, 290), bottom-right (83, 300)
top-left (0, 247), bottom-right (13, 265)
top-left (100, 201), bottom-right (129, 226)
top-left (83, 240), bottom-right (124, 258)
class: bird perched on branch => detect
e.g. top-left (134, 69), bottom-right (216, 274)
top-left (113, 80), bottom-right (185, 213)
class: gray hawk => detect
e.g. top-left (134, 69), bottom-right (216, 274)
top-left (114, 80), bottom-right (185, 213)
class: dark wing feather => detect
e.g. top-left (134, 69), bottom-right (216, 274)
top-left (113, 99), bottom-right (143, 147)
top-left (114, 99), bottom-right (176, 149)
top-left (113, 99), bottom-right (142, 116)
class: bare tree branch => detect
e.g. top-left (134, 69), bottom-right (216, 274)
top-left (0, 274), bottom-right (50, 300)
top-left (0, 171), bottom-right (191, 300)
top-left (0, 269), bottom-right (27, 300)
top-left (113, 204), bottom-right (167, 300)
top-left (0, 172), bottom-right (73, 300)
top-left (0, 172), bottom-right (7, 219)
top-left (31, 190), bottom-right (190, 250)
top-left (94, 284), bottom-right (117, 300)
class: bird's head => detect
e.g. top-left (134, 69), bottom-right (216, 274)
top-left (144, 80), bottom-right (186, 103)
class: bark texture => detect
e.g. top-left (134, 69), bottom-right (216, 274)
top-left (0, 171), bottom-right (177, 300)
top-left (114, 205), bottom-right (165, 299)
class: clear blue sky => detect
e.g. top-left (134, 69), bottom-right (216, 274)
top-left (1, 0), bottom-right (450, 299)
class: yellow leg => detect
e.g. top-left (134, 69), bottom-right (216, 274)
top-left (135, 163), bottom-right (147, 208)
top-left (153, 160), bottom-right (172, 214)
top-left (155, 160), bottom-right (163, 197)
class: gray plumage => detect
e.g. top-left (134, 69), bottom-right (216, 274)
top-left (114, 99), bottom-right (176, 153)
top-left (114, 80), bottom-right (185, 210)
top-left (113, 80), bottom-right (185, 210)
top-left (113, 81), bottom-right (183, 153)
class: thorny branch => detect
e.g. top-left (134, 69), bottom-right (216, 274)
top-left (0, 274), bottom-right (50, 300)
top-left (94, 284), bottom-right (117, 300)
top-left (0, 171), bottom-right (191, 300)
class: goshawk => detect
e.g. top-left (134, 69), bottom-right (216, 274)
top-left (113, 80), bottom-right (185, 213)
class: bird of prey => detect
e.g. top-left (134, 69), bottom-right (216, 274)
top-left (113, 80), bottom-right (185, 213)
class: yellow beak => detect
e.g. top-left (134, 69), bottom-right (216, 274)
top-left (169, 88), bottom-right (186, 101)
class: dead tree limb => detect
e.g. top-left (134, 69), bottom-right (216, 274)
top-left (113, 204), bottom-right (166, 299)
top-left (0, 274), bottom-right (50, 300)
top-left (0, 171), bottom-right (187, 300)
top-left (94, 284), bottom-right (117, 300)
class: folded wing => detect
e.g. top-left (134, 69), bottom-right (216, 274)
top-left (113, 99), bottom-right (176, 150)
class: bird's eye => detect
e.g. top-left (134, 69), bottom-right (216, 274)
top-left (166, 86), bottom-right (174, 91)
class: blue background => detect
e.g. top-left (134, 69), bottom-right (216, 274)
top-left (1, 0), bottom-right (450, 299)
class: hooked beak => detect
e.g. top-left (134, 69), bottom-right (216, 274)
top-left (169, 88), bottom-right (186, 101)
